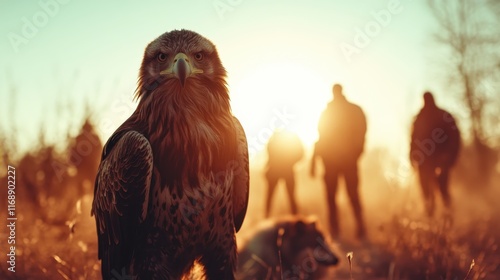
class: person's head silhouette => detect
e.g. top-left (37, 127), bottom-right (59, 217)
top-left (423, 91), bottom-right (436, 108)
top-left (332, 84), bottom-right (345, 100)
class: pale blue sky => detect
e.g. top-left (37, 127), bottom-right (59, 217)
top-left (0, 0), bottom-right (451, 158)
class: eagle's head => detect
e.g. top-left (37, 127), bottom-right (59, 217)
top-left (131, 30), bottom-right (235, 186)
top-left (134, 29), bottom-right (232, 132)
top-left (136, 29), bottom-right (227, 100)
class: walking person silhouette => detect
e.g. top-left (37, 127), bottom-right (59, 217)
top-left (265, 130), bottom-right (304, 218)
top-left (410, 92), bottom-right (460, 217)
top-left (311, 84), bottom-right (367, 239)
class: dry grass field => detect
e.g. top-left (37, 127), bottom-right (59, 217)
top-left (0, 123), bottom-right (499, 280)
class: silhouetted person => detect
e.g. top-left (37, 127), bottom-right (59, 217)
top-left (311, 84), bottom-right (367, 239)
top-left (265, 130), bottom-right (304, 218)
top-left (68, 118), bottom-right (103, 196)
top-left (410, 92), bottom-right (460, 216)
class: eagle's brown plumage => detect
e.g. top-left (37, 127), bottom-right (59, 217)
top-left (91, 29), bottom-right (249, 280)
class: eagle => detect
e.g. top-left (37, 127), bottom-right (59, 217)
top-left (91, 29), bottom-right (249, 280)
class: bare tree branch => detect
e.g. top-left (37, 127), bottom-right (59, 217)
top-left (428, 0), bottom-right (499, 144)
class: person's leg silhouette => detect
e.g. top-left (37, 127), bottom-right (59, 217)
top-left (344, 163), bottom-right (365, 239)
top-left (284, 170), bottom-right (299, 215)
top-left (324, 164), bottom-right (340, 238)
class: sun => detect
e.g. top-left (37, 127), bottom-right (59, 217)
top-left (229, 60), bottom-right (334, 153)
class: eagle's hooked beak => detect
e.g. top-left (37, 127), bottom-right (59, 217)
top-left (160, 53), bottom-right (203, 87)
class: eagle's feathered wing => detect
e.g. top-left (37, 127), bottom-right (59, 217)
top-left (92, 117), bottom-right (249, 278)
top-left (231, 116), bottom-right (249, 232)
top-left (92, 130), bottom-right (153, 279)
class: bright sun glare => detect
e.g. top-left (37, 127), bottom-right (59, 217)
top-left (230, 60), bottom-right (333, 150)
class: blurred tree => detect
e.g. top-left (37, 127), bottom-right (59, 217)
top-left (428, 0), bottom-right (500, 187)
top-left (489, 0), bottom-right (500, 18)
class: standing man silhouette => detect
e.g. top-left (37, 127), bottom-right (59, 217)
top-left (410, 92), bottom-right (460, 216)
top-left (265, 130), bottom-right (304, 218)
top-left (311, 84), bottom-right (367, 239)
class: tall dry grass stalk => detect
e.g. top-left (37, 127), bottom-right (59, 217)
top-left (347, 251), bottom-right (354, 280)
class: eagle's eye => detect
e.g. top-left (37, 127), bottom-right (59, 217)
top-left (157, 52), bottom-right (167, 62)
top-left (194, 52), bottom-right (203, 61)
